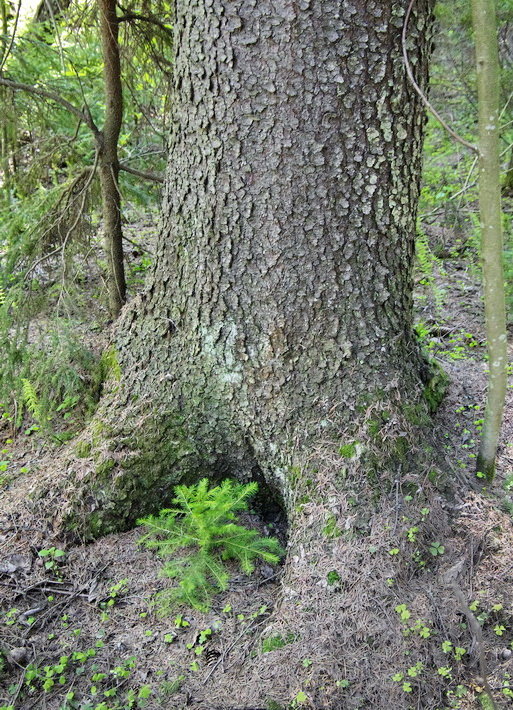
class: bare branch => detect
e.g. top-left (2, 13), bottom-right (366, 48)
top-left (119, 162), bottom-right (164, 184)
top-left (23, 153), bottom-right (99, 281)
top-left (402, 0), bottom-right (478, 154)
top-left (116, 7), bottom-right (173, 35)
top-left (0, 0), bottom-right (21, 70)
top-left (0, 76), bottom-right (101, 140)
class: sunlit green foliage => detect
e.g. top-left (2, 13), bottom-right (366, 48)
top-left (138, 479), bottom-right (284, 613)
top-left (0, 0), bottom-right (172, 430)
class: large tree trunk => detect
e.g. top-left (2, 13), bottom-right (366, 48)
top-left (33, 2), bottom-right (454, 706)
top-left (47, 0), bottom-right (437, 583)
top-left (108, 0), bottom-right (435, 494)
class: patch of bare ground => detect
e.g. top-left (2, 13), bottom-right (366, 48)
top-left (0, 524), bottom-right (282, 710)
top-left (1, 252), bottom-right (513, 709)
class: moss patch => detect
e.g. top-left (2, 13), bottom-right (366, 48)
top-left (421, 356), bottom-right (449, 413)
top-left (338, 441), bottom-right (357, 458)
top-left (95, 458), bottom-right (116, 478)
top-left (74, 440), bottom-right (92, 458)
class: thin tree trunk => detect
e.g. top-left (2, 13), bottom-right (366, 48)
top-left (472, 0), bottom-right (507, 479)
top-left (98, 0), bottom-right (126, 318)
top-left (0, 0), bottom-right (11, 203)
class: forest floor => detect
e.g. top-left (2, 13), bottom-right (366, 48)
top-left (1, 227), bottom-right (513, 710)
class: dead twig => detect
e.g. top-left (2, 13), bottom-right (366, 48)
top-left (0, 0), bottom-right (21, 71)
top-left (202, 616), bottom-right (269, 685)
top-left (402, 0), bottom-right (477, 153)
top-left (119, 162), bottom-right (164, 184)
top-left (23, 151), bottom-right (99, 282)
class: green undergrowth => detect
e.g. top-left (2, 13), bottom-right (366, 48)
top-left (0, 554), bottom-right (278, 710)
top-left (138, 478), bottom-right (284, 614)
top-left (0, 645), bottom-right (162, 710)
top-left (0, 302), bottom-right (100, 437)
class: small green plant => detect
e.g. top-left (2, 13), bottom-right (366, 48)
top-left (338, 442), bottom-right (357, 458)
top-left (262, 634), bottom-right (296, 653)
top-left (454, 646), bottom-right (466, 661)
top-left (326, 570), bottom-right (341, 586)
top-left (21, 378), bottom-right (44, 424)
top-left (391, 663), bottom-right (424, 693)
top-left (395, 604), bottom-right (411, 621)
top-left (173, 614), bottom-right (190, 628)
top-left (406, 526), bottom-right (419, 542)
top-left (159, 675), bottom-right (185, 696)
top-left (291, 690), bottom-right (308, 707)
top-left (407, 661), bottom-right (424, 678)
top-left (38, 547), bottom-right (66, 571)
top-left (3, 608), bottom-right (19, 626)
top-left (138, 479), bottom-right (284, 613)
top-left (186, 627), bottom-right (212, 656)
top-left (429, 541), bottom-right (445, 556)
top-left (411, 619), bottom-right (431, 638)
top-left (99, 578), bottom-right (128, 613)
top-left (323, 514), bottom-right (341, 539)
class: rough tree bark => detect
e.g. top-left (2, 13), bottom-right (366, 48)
top-left (37, 1), bottom-right (451, 706)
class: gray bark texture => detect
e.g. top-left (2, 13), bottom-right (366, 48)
top-left (123, 0), bottom-right (432, 466)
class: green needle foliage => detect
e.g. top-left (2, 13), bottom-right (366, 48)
top-left (138, 479), bottom-right (284, 614)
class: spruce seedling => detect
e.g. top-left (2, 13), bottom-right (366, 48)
top-left (138, 479), bottom-right (284, 613)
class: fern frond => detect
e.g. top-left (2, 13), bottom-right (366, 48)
top-left (21, 378), bottom-right (43, 422)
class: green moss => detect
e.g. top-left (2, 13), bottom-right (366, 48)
top-left (66, 410), bottom-right (209, 540)
top-left (261, 633), bottom-right (296, 653)
top-left (74, 440), bottom-right (91, 458)
top-left (101, 347), bottom-right (122, 381)
top-left (428, 469), bottom-right (440, 484)
top-left (287, 465), bottom-right (301, 485)
top-left (394, 436), bottom-right (409, 460)
top-left (86, 512), bottom-right (109, 538)
top-left (88, 348), bottom-right (123, 412)
top-left (95, 458), bottom-right (116, 477)
top-left (339, 441), bottom-right (357, 458)
top-left (327, 570), bottom-right (341, 585)
top-left (323, 514), bottom-right (341, 539)
top-left (402, 402), bottom-right (430, 426)
top-left (90, 419), bottom-right (112, 446)
top-left (421, 357), bottom-right (449, 413)
top-left (367, 419), bottom-right (380, 437)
